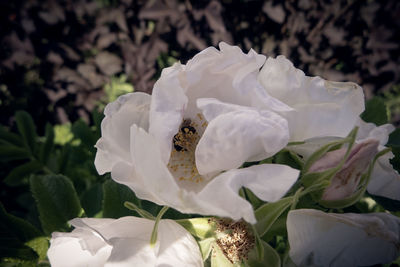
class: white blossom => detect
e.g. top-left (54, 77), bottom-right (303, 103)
top-left (47, 217), bottom-right (203, 267)
top-left (95, 43), bottom-right (299, 223)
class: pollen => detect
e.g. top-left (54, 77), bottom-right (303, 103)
top-left (167, 117), bottom-right (206, 185)
top-left (211, 218), bottom-right (255, 264)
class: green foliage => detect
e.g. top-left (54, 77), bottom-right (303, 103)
top-left (102, 179), bottom-right (141, 218)
top-left (0, 203), bottom-right (45, 263)
top-left (361, 97), bottom-right (388, 126)
top-left (30, 175), bottom-right (83, 234)
top-left (103, 75), bottom-right (134, 104)
top-left (254, 197), bottom-right (293, 237)
top-left (15, 111), bottom-right (37, 154)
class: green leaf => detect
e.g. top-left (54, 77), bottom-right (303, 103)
top-left (72, 120), bottom-right (96, 148)
top-left (273, 150), bottom-right (303, 170)
top-left (0, 125), bottom-right (23, 147)
top-left (0, 203), bottom-right (43, 262)
top-left (388, 128), bottom-right (400, 147)
top-left (4, 161), bottom-right (43, 186)
top-left (360, 97), bottom-right (388, 126)
top-left (0, 145), bottom-right (30, 162)
top-left (176, 218), bottom-right (216, 239)
top-left (254, 197), bottom-right (293, 237)
top-left (102, 179), bottom-right (141, 218)
top-left (246, 240), bottom-right (280, 267)
top-left (39, 124), bottom-right (54, 164)
top-left (30, 175), bottom-right (82, 234)
top-left (80, 184), bottom-right (103, 217)
top-left (25, 237), bottom-right (48, 261)
top-left (15, 111), bottom-right (37, 153)
top-left (0, 203), bottom-right (41, 242)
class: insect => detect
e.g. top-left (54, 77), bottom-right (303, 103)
top-left (173, 119), bottom-right (197, 151)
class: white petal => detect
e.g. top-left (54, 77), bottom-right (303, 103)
top-left (149, 63), bottom-right (188, 164)
top-left (356, 119), bottom-right (395, 146)
top-left (259, 56), bottom-right (365, 141)
top-left (196, 104), bottom-right (289, 174)
top-left (53, 217), bottom-right (202, 267)
top-left (156, 220), bottom-right (203, 267)
top-left (368, 152), bottom-right (400, 201)
top-left (95, 92), bottom-right (151, 174)
top-left (287, 209), bottom-right (400, 267)
top-left (48, 235), bottom-right (111, 267)
top-left (195, 164), bottom-right (299, 223)
top-left (130, 124), bottom-right (182, 207)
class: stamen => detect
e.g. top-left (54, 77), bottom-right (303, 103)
top-left (211, 218), bottom-right (255, 264)
top-left (167, 114), bottom-right (209, 186)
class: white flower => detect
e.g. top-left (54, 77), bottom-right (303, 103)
top-left (258, 56), bottom-right (365, 142)
top-left (287, 209), bottom-right (400, 267)
top-left (47, 217), bottom-right (203, 267)
top-left (95, 43), bottom-right (300, 223)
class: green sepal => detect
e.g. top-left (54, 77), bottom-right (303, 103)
top-left (150, 206), bottom-right (169, 247)
top-left (211, 243), bottom-right (235, 267)
top-left (254, 197), bottom-right (293, 237)
top-left (303, 127), bottom-right (358, 173)
top-left (318, 148), bottom-right (391, 209)
top-left (300, 127), bottom-right (359, 204)
top-left (15, 111), bottom-right (37, 154)
top-left (124, 201), bottom-right (155, 220)
top-left (198, 237), bottom-right (216, 261)
top-left (245, 240), bottom-right (280, 267)
top-left (176, 218), bottom-right (216, 239)
top-left (30, 175), bottom-right (82, 234)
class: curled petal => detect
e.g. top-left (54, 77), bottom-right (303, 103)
top-left (259, 56), bottom-right (365, 141)
top-left (368, 152), bottom-right (400, 201)
top-left (196, 104), bottom-right (289, 174)
top-left (95, 92), bottom-right (151, 174)
top-left (149, 63), bottom-right (188, 164)
top-left (196, 164), bottom-right (299, 224)
top-left (287, 209), bottom-right (400, 267)
top-left (356, 119), bottom-right (395, 146)
top-left (130, 125), bottom-right (181, 207)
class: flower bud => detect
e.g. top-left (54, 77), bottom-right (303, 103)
top-left (309, 139), bottom-right (379, 201)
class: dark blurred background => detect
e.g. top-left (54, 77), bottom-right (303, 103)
top-left (1, 0), bottom-right (400, 132)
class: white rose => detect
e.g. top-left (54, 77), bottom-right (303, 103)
top-left (95, 43), bottom-right (299, 223)
top-left (47, 217), bottom-right (203, 267)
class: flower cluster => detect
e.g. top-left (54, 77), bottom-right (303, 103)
top-left (48, 43), bottom-right (400, 266)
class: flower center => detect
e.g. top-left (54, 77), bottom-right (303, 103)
top-left (212, 218), bottom-right (255, 264)
top-left (167, 114), bottom-right (208, 186)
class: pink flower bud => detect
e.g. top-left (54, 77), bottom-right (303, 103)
top-left (309, 139), bottom-right (379, 201)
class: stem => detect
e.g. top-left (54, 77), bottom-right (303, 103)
top-left (124, 201), bottom-right (155, 220)
top-left (150, 206), bottom-right (169, 247)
